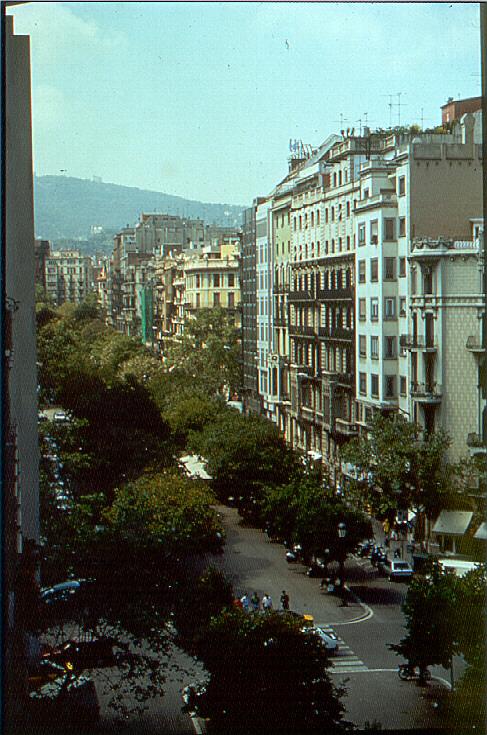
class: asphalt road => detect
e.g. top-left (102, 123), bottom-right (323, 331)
top-left (207, 505), bottom-right (456, 731)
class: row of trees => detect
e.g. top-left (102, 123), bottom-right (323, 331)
top-left (35, 293), bottom-right (358, 729)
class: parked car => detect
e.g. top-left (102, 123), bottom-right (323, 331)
top-left (43, 639), bottom-right (116, 671)
top-left (306, 561), bottom-right (327, 578)
top-left (383, 559), bottom-right (413, 582)
top-left (53, 411), bottom-right (69, 423)
top-left (308, 626), bottom-right (339, 655)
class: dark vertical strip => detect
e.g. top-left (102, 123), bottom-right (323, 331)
top-left (0, 4), bottom-right (6, 730)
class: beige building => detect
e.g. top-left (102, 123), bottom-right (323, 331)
top-left (184, 242), bottom-right (241, 318)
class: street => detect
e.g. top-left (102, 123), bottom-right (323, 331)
top-left (206, 505), bottom-right (455, 731)
top-left (79, 504), bottom-right (457, 733)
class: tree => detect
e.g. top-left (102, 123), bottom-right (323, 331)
top-left (164, 394), bottom-right (227, 448)
top-left (163, 307), bottom-right (242, 398)
top-left (190, 609), bottom-right (349, 734)
top-left (341, 414), bottom-right (455, 528)
top-left (188, 410), bottom-right (302, 518)
top-left (390, 560), bottom-right (486, 722)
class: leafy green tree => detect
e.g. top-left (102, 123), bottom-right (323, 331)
top-left (389, 561), bottom-right (461, 672)
top-left (164, 307), bottom-right (242, 398)
top-left (191, 609), bottom-right (349, 734)
top-left (188, 410), bottom-right (302, 517)
top-left (390, 560), bottom-right (486, 723)
top-left (164, 394), bottom-right (226, 448)
top-left (341, 414), bottom-right (455, 527)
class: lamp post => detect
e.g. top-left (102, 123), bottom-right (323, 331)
top-left (337, 522), bottom-right (348, 606)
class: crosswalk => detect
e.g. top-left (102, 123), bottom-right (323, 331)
top-left (318, 626), bottom-right (368, 674)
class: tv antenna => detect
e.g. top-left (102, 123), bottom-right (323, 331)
top-left (382, 92), bottom-right (406, 127)
top-left (334, 113), bottom-right (349, 129)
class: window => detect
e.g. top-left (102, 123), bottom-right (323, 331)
top-left (325, 208), bottom-right (329, 223)
top-left (346, 201), bottom-right (350, 217)
top-left (346, 235), bottom-right (351, 251)
top-left (400, 376), bottom-right (407, 396)
top-left (294, 217), bottom-right (297, 231)
top-left (331, 238), bottom-right (335, 253)
top-left (368, 222), bottom-right (378, 248)
top-left (213, 292), bottom-right (220, 306)
top-left (384, 257), bottom-right (395, 280)
top-left (371, 374), bottom-right (379, 397)
top-left (399, 217), bottom-right (406, 237)
top-left (384, 218), bottom-right (395, 241)
top-left (228, 273), bottom-right (235, 287)
top-left (359, 335), bottom-right (366, 357)
top-left (359, 372), bottom-right (367, 395)
top-left (359, 298), bottom-right (366, 320)
top-left (385, 375), bottom-right (396, 398)
top-left (195, 293), bottom-right (200, 307)
top-left (371, 297), bottom-right (379, 321)
top-left (384, 297), bottom-right (396, 319)
top-left (398, 176), bottom-right (406, 196)
top-left (371, 336), bottom-right (379, 359)
top-left (358, 223), bottom-right (366, 246)
top-left (331, 207), bottom-right (335, 222)
top-left (370, 258), bottom-right (378, 282)
top-left (364, 188), bottom-right (370, 199)
top-left (399, 257), bottom-right (406, 277)
top-left (333, 173), bottom-right (337, 187)
top-left (213, 274), bottom-right (220, 287)
top-left (399, 297), bottom-right (407, 317)
top-left (338, 204), bottom-right (342, 221)
top-left (358, 260), bottom-right (366, 283)
top-left (311, 211), bottom-right (314, 227)
top-left (339, 171), bottom-right (342, 186)
top-left (384, 336), bottom-right (396, 358)
top-left (299, 216), bottom-right (302, 230)
top-left (228, 292), bottom-right (235, 307)
top-left (317, 210), bottom-right (320, 225)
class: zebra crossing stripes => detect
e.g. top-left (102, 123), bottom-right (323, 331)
top-left (319, 626), bottom-right (368, 673)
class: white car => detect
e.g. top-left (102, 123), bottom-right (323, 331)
top-left (382, 559), bottom-right (413, 581)
top-left (309, 626), bottom-right (339, 654)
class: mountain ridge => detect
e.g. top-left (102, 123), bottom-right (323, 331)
top-left (34, 174), bottom-right (246, 241)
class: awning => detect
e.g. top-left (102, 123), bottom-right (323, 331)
top-left (179, 454), bottom-right (212, 480)
top-left (432, 510), bottom-right (473, 537)
top-left (307, 451), bottom-right (322, 461)
top-left (474, 522), bottom-right (487, 541)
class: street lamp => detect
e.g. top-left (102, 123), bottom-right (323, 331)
top-left (337, 522), bottom-right (348, 606)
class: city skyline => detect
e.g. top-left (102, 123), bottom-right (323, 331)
top-left (9, 1), bottom-right (481, 205)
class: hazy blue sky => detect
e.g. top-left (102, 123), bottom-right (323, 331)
top-left (9, 2), bottom-right (481, 205)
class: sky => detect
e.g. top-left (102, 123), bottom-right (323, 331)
top-left (8, 1), bottom-right (481, 206)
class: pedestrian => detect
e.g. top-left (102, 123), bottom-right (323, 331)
top-left (240, 592), bottom-right (250, 612)
top-left (280, 590), bottom-right (290, 611)
top-left (262, 593), bottom-right (273, 611)
top-left (250, 592), bottom-right (260, 612)
top-left (233, 597), bottom-right (243, 609)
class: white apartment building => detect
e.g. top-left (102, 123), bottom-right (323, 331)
top-left (354, 113), bottom-right (484, 463)
top-left (45, 249), bottom-right (94, 305)
top-left (256, 197), bottom-right (274, 420)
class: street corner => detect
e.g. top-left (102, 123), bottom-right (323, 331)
top-left (335, 670), bottom-right (453, 732)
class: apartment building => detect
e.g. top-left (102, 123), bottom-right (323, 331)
top-left (184, 242), bottom-right (241, 317)
top-left (256, 197), bottom-right (274, 421)
top-left (45, 249), bottom-right (94, 305)
top-left (34, 238), bottom-right (50, 290)
top-left (135, 213), bottom-right (206, 256)
top-left (288, 133), bottom-right (362, 478)
top-left (354, 114), bottom-right (484, 464)
top-left (241, 204), bottom-right (260, 413)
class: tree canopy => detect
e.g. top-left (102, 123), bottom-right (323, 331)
top-left (190, 609), bottom-right (349, 734)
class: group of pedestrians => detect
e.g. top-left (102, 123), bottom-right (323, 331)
top-left (234, 590), bottom-right (290, 612)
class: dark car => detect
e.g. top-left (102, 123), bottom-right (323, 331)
top-left (43, 639), bottom-right (116, 671)
top-left (306, 561), bottom-right (327, 578)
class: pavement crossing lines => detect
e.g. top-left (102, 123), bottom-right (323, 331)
top-left (319, 626), bottom-right (369, 674)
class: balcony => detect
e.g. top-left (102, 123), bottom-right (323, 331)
top-left (288, 290), bottom-right (315, 303)
top-left (316, 287), bottom-right (353, 301)
top-left (300, 405), bottom-right (324, 425)
top-left (467, 433), bottom-right (486, 455)
top-left (289, 325), bottom-right (317, 338)
top-left (318, 326), bottom-right (353, 341)
top-left (334, 417), bottom-right (358, 436)
top-left (410, 382), bottom-right (442, 404)
top-left (466, 336), bottom-right (485, 354)
top-left (399, 334), bottom-right (437, 352)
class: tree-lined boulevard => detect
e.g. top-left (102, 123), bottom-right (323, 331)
top-left (28, 294), bottom-right (485, 734)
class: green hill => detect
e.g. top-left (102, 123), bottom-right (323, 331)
top-left (34, 175), bottom-right (245, 241)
